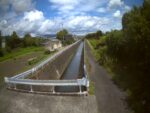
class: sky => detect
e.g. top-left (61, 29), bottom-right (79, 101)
top-left (0, 0), bottom-right (143, 36)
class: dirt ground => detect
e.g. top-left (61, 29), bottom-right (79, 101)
top-left (0, 52), bottom-right (42, 77)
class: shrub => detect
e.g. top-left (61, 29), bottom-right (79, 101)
top-left (44, 50), bottom-right (51, 54)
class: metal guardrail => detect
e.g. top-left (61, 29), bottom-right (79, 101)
top-left (5, 77), bottom-right (89, 94)
top-left (4, 40), bottom-right (89, 95)
top-left (5, 77), bottom-right (88, 86)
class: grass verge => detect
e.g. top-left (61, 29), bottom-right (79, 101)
top-left (0, 46), bottom-right (45, 62)
top-left (84, 44), bottom-right (95, 95)
top-left (86, 39), bottom-right (100, 61)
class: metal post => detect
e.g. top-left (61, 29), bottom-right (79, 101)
top-left (79, 85), bottom-right (82, 94)
top-left (53, 86), bottom-right (55, 94)
top-left (8, 83), bottom-right (11, 89)
top-left (14, 84), bottom-right (16, 90)
top-left (30, 85), bottom-right (33, 92)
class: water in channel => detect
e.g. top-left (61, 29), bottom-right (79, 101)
top-left (55, 42), bottom-right (84, 92)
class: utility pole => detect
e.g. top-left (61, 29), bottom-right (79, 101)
top-left (61, 23), bottom-right (64, 44)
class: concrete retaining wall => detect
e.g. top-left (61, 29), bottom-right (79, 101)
top-left (78, 44), bottom-right (84, 78)
top-left (30, 41), bottom-right (81, 80)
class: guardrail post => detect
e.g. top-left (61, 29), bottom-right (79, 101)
top-left (30, 85), bottom-right (33, 92)
top-left (79, 85), bottom-right (82, 94)
top-left (14, 84), bottom-right (16, 90)
top-left (53, 86), bottom-right (55, 94)
top-left (8, 83), bottom-right (11, 89)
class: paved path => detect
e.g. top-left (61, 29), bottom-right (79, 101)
top-left (85, 41), bottom-right (131, 113)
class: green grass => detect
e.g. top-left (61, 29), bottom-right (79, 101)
top-left (88, 39), bottom-right (100, 49)
top-left (87, 39), bottom-right (115, 78)
top-left (28, 56), bottom-right (45, 66)
top-left (84, 48), bottom-right (95, 95)
top-left (86, 39), bottom-right (100, 61)
top-left (89, 81), bottom-right (95, 95)
top-left (28, 52), bottom-right (55, 67)
top-left (0, 46), bottom-right (45, 62)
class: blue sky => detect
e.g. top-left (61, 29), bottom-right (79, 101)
top-left (0, 0), bottom-right (143, 36)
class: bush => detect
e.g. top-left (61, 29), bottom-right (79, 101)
top-left (0, 49), bottom-right (4, 57)
top-left (6, 46), bottom-right (12, 53)
top-left (44, 50), bottom-right (51, 54)
top-left (28, 57), bottom-right (38, 65)
top-left (0, 48), bottom-right (6, 57)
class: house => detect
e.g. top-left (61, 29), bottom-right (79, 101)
top-left (42, 39), bottom-right (62, 51)
top-left (1, 38), bottom-right (6, 48)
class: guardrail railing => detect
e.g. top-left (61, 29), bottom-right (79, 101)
top-left (4, 72), bottom-right (89, 94)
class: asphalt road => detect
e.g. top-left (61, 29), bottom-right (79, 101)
top-left (85, 41), bottom-right (131, 113)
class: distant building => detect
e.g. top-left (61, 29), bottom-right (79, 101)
top-left (1, 38), bottom-right (6, 48)
top-left (42, 39), bottom-right (62, 51)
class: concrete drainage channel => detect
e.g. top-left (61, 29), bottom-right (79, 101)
top-left (4, 40), bottom-right (89, 96)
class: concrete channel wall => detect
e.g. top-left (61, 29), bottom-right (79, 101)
top-left (30, 41), bottom-right (81, 80)
top-left (78, 44), bottom-right (84, 78)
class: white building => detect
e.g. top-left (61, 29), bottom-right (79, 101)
top-left (2, 38), bottom-right (6, 48)
top-left (42, 39), bottom-right (62, 51)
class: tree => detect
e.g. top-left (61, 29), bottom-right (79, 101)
top-left (0, 31), bottom-right (2, 48)
top-left (56, 29), bottom-right (68, 41)
top-left (23, 33), bottom-right (33, 47)
top-left (8, 31), bottom-right (22, 49)
top-left (85, 30), bottom-right (103, 39)
top-left (96, 30), bottom-right (103, 39)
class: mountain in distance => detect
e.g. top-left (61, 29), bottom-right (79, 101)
top-left (38, 34), bottom-right (57, 38)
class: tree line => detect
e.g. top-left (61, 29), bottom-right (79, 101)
top-left (85, 30), bottom-right (103, 39)
top-left (0, 31), bottom-right (45, 57)
top-left (86, 1), bottom-right (150, 113)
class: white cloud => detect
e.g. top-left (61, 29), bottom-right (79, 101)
top-left (113, 10), bottom-right (121, 18)
top-left (11, 0), bottom-right (35, 13)
top-left (49, 0), bottom-right (78, 5)
top-left (23, 10), bottom-right (44, 21)
top-left (49, 0), bottom-right (79, 14)
top-left (66, 16), bottom-right (110, 31)
top-left (0, 10), bottom-right (59, 35)
top-left (0, 0), bottom-right (34, 13)
top-left (0, 10), bottom-right (122, 36)
top-left (49, 0), bottom-right (107, 16)
top-left (108, 0), bottom-right (123, 8)
top-left (0, 0), bottom-right (35, 20)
